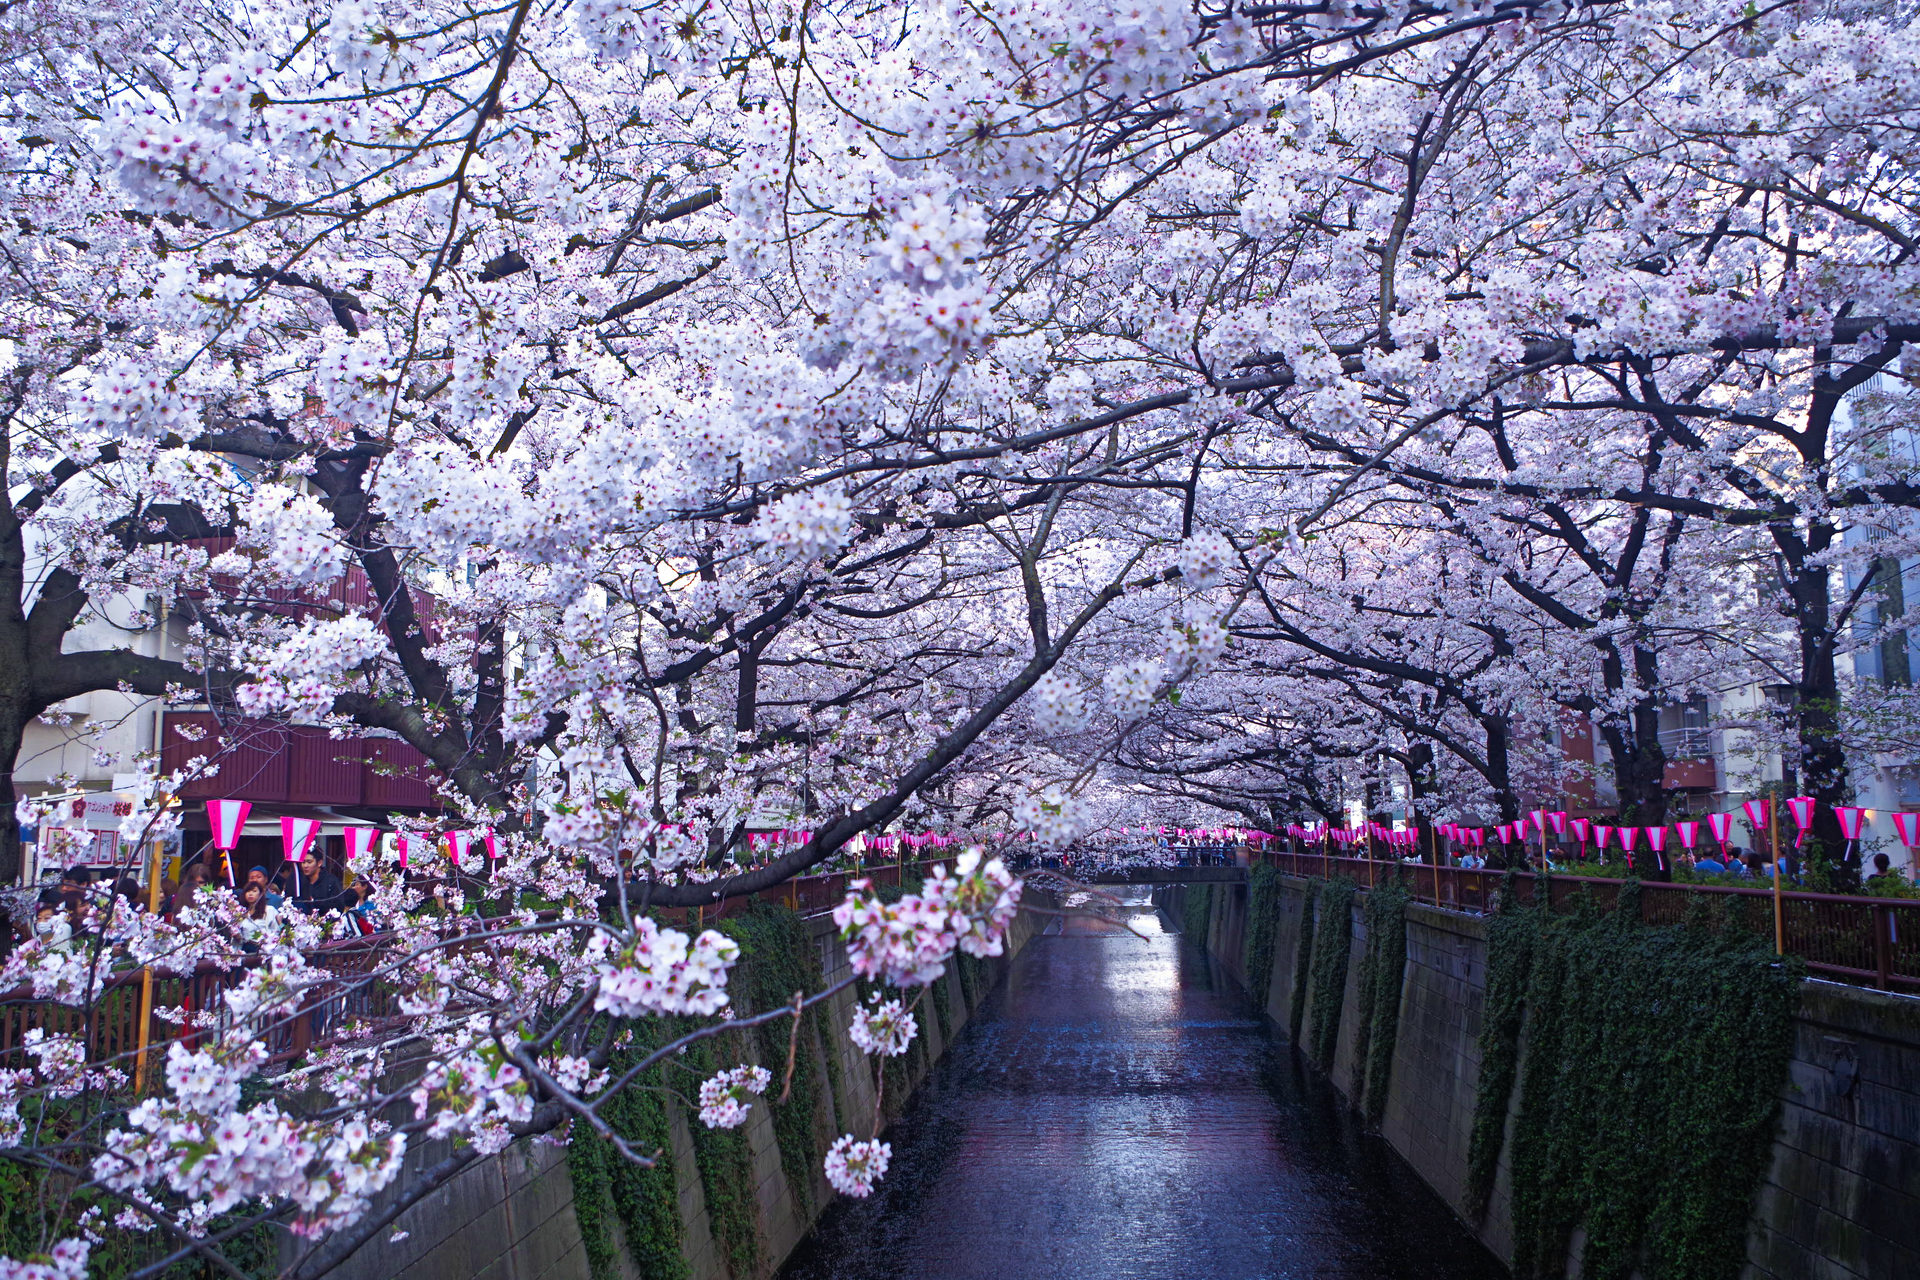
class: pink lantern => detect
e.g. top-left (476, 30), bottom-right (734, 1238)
top-left (1673, 821), bottom-right (1700, 851)
top-left (1743, 797), bottom-right (1772, 842)
top-left (206, 799), bottom-right (250, 886)
top-left (1833, 807), bottom-right (1865, 860)
top-left (445, 830), bottom-right (471, 868)
top-left (1644, 825), bottom-right (1668, 870)
top-left (1707, 811), bottom-right (1733, 854)
top-left (207, 799), bottom-right (251, 850)
top-left (281, 816), bottom-right (322, 863)
top-left (1548, 811), bottom-right (1568, 836)
top-left (1892, 811), bottom-right (1920, 850)
top-left (343, 826), bottom-right (378, 863)
top-left (282, 816), bottom-right (322, 894)
top-left (1595, 824), bottom-right (1614, 850)
top-left (1786, 796), bottom-right (1817, 847)
top-left (1570, 817), bottom-right (1591, 849)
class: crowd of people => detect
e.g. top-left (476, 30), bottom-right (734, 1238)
top-left (14, 847), bottom-right (378, 952)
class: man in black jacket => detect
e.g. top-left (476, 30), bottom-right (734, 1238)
top-left (279, 848), bottom-right (354, 913)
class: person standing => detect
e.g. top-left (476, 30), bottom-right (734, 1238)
top-left (281, 849), bottom-right (352, 913)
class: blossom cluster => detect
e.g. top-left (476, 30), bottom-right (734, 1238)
top-left (93, 1044), bottom-right (407, 1236)
top-left (751, 489), bottom-right (855, 564)
top-left (1015, 785), bottom-right (1086, 850)
top-left (409, 1041), bottom-right (534, 1156)
top-left (1176, 532), bottom-right (1237, 590)
top-left (697, 1064), bottom-right (772, 1130)
top-left (234, 616), bottom-right (389, 720)
top-left (848, 996), bottom-right (917, 1057)
top-left (832, 848), bottom-right (1022, 987)
top-left (823, 1135), bottom-right (892, 1199)
top-left (1103, 658), bottom-right (1165, 721)
top-left (0, 1238), bottom-right (89, 1280)
top-left (589, 920), bottom-right (741, 1018)
top-left (1028, 671), bottom-right (1089, 734)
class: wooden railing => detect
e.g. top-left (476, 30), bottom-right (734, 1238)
top-left (1255, 850), bottom-right (1920, 993)
top-left (0, 858), bottom-right (956, 1071)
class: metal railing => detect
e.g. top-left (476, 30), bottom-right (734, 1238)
top-left (1657, 725), bottom-right (1715, 759)
top-left (1256, 850), bottom-right (1920, 994)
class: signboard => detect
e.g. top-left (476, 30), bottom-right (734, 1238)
top-left (39, 825), bottom-right (120, 867)
top-left (62, 793), bottom-right (136, 832)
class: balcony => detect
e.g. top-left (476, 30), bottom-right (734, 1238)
top-left (161, 712), bottom-right (441, 810)
top-left (178, 537), bottom-right (440, 637)
top-left (1659, 726), bottom-right (1717, 790)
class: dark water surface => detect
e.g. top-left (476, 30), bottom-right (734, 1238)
top-left (780, 893), bottom-right (1507, 1280)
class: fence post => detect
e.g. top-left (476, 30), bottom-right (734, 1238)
top-left (1875, 903), bottom-right (1894, 991)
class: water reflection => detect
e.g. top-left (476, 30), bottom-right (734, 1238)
top-left (780, 892), bottom-right (1506, 1280)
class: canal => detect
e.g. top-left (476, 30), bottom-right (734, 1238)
top-left (781, 889), bottom-right (1506, 1280)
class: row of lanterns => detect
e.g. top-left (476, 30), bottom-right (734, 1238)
top-left (204, 799), bottom-right (496, 886)
top-left (1291, 798), bottom-right (1912, 869)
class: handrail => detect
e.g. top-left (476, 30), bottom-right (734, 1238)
top-left (1252, 850), bottom-right (1920, 993)
top-left (0, 857), bottom-right (957, 1069)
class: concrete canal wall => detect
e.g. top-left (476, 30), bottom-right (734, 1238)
top-left (320, 897), bottom-right (1054, 1280)
top-left (1158, 877), bottom-right (1920, 1280)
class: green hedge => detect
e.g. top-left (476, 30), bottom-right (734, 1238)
top-left (1468, 876), bottom-right (1801, 1280)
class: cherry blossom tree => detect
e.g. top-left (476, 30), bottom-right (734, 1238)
top-left (6, 0), bottom-right (1920, 1273)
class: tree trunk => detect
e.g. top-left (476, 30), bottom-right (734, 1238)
top-left (1794, 541), bottom-right (1856, 888)
top-left (1595, 641), bottom-right (1671, 879)
top-left (0, 714), bottom-right (21, 892)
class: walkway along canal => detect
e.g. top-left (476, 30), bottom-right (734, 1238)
top-left (780, 890), bottom-right (1505, 1279)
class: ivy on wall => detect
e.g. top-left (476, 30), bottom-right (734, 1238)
top-left (1468, 876), bottom-right (1801, 1280)
top-left (1350, 880), bottom-right (1410, 1126)
top-left (567, 1020), bottom-right (687, 1280)
top-left (1242, 865), bottom-right (1283, 1009)
top-left (1467, 871), bottom-right (1534, 1218)
top-left (681, 1026), bottom-right (763, 1279)
top-left (1182, 883), bottom-right (1213, 940)
top-left (957, 950), bottom-right (983, 1009)
top-left (572, 902), bottom-right (838, 1280)
top-left (931, 969), bottom-right (955, 1043)
top-left (1288, 880), bottom-right (1319, 1042)
top-left (721, 904), bottom-right (831, 1216)
top-left (1307, 878), bottom-right (1357, 1071)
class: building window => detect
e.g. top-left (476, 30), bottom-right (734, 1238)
top-left (1875, 557), bottom-right (1911, 687)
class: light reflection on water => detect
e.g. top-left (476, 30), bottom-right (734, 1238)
top-left (779, 901), bottom-right (1506, 1280)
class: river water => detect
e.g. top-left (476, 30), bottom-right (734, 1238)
top-left (780, 890), bottom-right (1506, 1280)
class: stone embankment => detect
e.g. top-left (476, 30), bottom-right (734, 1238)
top-left (321, 896), bottom-right (1053, 1280)
top-left (1157, 876), bottom-right (1920, 1280)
